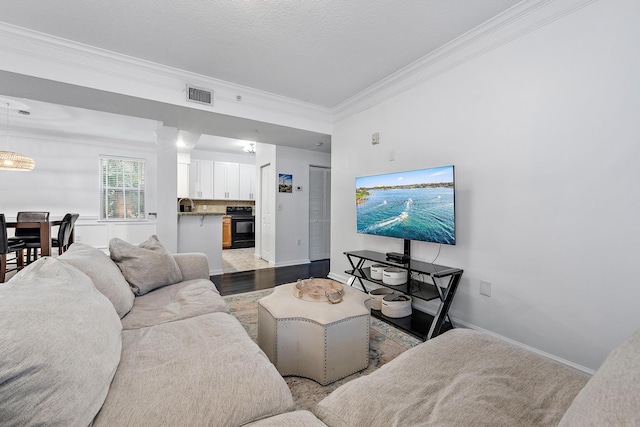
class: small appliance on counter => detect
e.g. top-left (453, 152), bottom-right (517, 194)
top-left (178, 197), bottom-right (195, 212)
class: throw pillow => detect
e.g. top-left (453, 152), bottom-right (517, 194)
top-left (59, 242), bottom-right (135, 318)
top-left (109, 235), bottom-right (183, 295)
top-left (0, 257), bottom-right (122, 427)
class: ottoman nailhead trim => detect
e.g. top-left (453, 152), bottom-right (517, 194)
top-left (259, 296), bottom-right (371, 385)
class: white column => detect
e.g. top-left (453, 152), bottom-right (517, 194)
top-left (155, 126), bottom-right (179, 252)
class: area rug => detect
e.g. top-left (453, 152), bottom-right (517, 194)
top-left (223, 288), bottom-right (422, 411)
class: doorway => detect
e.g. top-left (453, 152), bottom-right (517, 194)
top-left (260, 163), bottom-right (275, 264)
top-left (309, 165), bottom-right (331, 261)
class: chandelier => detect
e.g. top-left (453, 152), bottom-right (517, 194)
top-left (0, 102), bottom-right (35, 171)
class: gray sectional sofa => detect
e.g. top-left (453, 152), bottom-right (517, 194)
top-left (314, 327), bottom-right (640, 426)
top-left (1, 238), bottom-right (638, 426)
top-left (0, 240), bottom-right (320, 426)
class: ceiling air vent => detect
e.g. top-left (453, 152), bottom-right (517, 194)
top-left (186, 85), bottom-right (213, 105)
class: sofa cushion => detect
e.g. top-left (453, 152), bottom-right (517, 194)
top-left (92, 312), bottom-right (295, 427)
top-left (172, 252), bottom-right (211, 281)
top-left (244, 410), bottom-right (328, 426)
top-left (59, 242), bottom-right (135, 318)
top-left (0, 258), bottom-right (122, 427)
top-left (557, 329), bottom-right (640, 426)
top-left (315, 329), bottom-right (589, 427)
top-left (109, 235), bottom-right (183, 295)
top-left (121, 278), bottom-right (229, 330)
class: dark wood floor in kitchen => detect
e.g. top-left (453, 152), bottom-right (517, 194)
top-left (211, 259), bottom-right (330, 296)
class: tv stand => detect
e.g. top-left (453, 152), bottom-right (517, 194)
top-left (344, 250), bottom-right (463, 340)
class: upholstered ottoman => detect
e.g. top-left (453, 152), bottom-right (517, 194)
top-left (258, 281), bottom-right (371, 385)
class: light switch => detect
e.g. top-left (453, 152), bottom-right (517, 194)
top-left (480, 280), bottom-right (491, 297)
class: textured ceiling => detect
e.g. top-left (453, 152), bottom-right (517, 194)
top-left (0, 0), bottom-right (522, 108)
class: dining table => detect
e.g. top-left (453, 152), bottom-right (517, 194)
top-left (5, 219), bottom-right (70, 257)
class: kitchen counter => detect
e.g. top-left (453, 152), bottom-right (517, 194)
top-left (177, 213), bottom-right (223, 275)
top-left (178, 212), bottom-right (225, 216)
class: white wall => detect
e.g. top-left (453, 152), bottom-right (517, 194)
top-left (329, 0), bottom-right (640, 372)
top-left (0, 130), bottom-right (159, 250)
top-left (252, 143), bottom-right (330, 267)
top-left (274, 146), bottom-right (331, 267)
top-left (155, 126), bottom-right (179, 252)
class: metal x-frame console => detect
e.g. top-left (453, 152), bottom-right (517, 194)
top-left (345, 250), bottom-right (463, 340)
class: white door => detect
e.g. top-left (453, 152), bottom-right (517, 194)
top-left (309, 166), bottom-right (331, 261)
top-left (260, 163), bottom-right (274, 264)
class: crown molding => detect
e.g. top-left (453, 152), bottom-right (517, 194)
top-left (0, 22), bottom-right (331, 129)
top-left (331, 0), bottom-right (598, 122)
top-left (9, 127), bottom-right (158, 150)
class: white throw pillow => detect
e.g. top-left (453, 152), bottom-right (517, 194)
top-left (109, 235), bottom-right (183, 295)
top-left (59, 242), bottom-right (135, 318)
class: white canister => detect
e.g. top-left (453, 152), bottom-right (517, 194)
top-left (370, 264), bottom-right (387, 280)
top-left (382, 267), bottom-right (408, 286)
top-left (368, 288), bottom-right (395, 311)
top-left (381, 294), bottom-right (412, 318)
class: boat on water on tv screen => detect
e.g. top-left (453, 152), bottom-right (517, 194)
top-left (355, 165), bottom-right (455, 245)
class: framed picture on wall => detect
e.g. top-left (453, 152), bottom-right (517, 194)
top-left (278, 174), bottom-right (292, 193)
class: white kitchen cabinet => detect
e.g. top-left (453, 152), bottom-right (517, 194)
top-left (177, 162), bottom-right (189, 198)
top-left (189, 159), bottom-right (214, 199)
top-left (239, 163), bottom-right (256, 200)
top-left (214, 161), bottom-right (239, 199)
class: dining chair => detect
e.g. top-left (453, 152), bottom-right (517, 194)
top-left (1, 214), bottom-right (27, 283)
top-left (52, 213), bottom-right (79, 255)
top-left (8, 211), bottom-right (50, 264)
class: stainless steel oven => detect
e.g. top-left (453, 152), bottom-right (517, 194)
top-left (226, 206), bottom-right (255, 249)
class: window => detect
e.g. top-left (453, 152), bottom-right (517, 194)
top-left (100, 156), bottom-right (146, 220)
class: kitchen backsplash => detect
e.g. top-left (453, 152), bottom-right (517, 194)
top-left (181, 199), bottom-right (255, 214)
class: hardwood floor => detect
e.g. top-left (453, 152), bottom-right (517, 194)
top-left (211, 258), bottom-right (449, 341)
top-left (211, 259), bottom-right (330, 296)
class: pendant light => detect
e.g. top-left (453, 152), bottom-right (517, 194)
top-left (0, 102), bottom-right (35, 171)
top-left (243, 142), bottom-right (256, 154)
top-left (242, 129), bottom-right (258, 154)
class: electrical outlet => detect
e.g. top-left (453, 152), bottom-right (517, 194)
top-left (75, 235), bottom-right (82, 242)
top-left (297, 239), bottom-right (302, 246)
top-left (372, 132), bottom-right (380, 145)
top-left (480, 280), bottom-right (491, 297)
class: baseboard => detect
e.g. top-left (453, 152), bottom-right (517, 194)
top-left (209, 268), bottom-right (223, 276)
top-left (330, 271), bottom-right (595, 375)
top-left (272, 259), bottom-right (310, 268)
top-left (452, 320), bottom-right (594, 375)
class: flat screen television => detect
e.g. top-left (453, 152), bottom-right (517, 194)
top-left (356, 165), bottom-right (455, 245)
